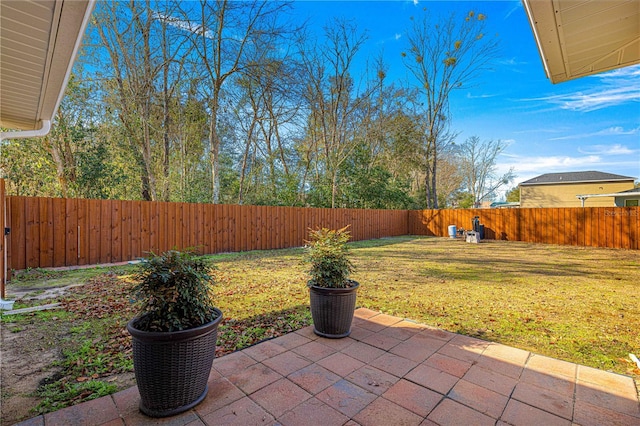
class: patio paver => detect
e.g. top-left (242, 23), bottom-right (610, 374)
top-left (14, 308), bottom-right (640, 426)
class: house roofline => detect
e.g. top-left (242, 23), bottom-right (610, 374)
top-left (520, 178), bottom-right (635, 187)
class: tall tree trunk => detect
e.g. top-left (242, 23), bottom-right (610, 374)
top-left (331, 171), bottom-right (338, 208)
top-left (162, 57), bottom-right (171, 201)
top-left (209, 110), bottom-right (220, 204)
top-left (238, 120), bottom-right (257, 204)
top-left (141, 102), bottom-right (157, 201)
top-left (47, 137), bottom-right (70, 198)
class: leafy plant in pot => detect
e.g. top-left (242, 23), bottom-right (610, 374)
top-left (127, 250), bottom-right (222, 417)
top-left (304, 226), bottom-right (359, 338)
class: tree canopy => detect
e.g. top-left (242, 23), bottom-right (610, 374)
top-left (0, 1), bottom-right (502, 210)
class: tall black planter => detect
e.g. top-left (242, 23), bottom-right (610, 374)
top-left (127, 308), bottom-right (223, 417)
top-left (309, 281), bottom-right (359, 338)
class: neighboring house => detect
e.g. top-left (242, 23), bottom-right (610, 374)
top-left (519, 171), bottom-right (636, 208)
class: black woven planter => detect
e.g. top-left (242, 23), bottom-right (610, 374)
top-left (127, 308), bottom-right (223, 417)
top-left (309, 281), bottom-right (359, 338)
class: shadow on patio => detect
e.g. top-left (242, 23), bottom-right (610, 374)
top-left (16, 308), bottom-right (640, 426)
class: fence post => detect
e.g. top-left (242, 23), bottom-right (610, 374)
top-left (0, 179), bottom-right (6, 299)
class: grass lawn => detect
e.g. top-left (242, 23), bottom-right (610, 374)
top-left (2, 236), bottom-right (639, 421)
top-left (212, 236), bottom-right (640, 377)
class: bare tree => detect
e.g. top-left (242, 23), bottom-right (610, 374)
top-left (185, 0), bottom-right (292, 203)
top-left (402, 8), bottom-right (499, 208)
top-left (298, 19), bottom-right (382, 208)
top-left (154, 2), bottom-right (193, 201)
top-left (234, 57), bottom-right (302, 204)
top-left (94, 0), bottom-right (161, 201)
top-left (43, 74), bottom-right (91, 197)
top-left (458, 136), bottom-right (514, 207)
top-left (435, 143), bottom-right (464, 208)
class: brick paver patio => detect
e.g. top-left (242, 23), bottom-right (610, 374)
top-left (16, 308), bottom-right (640, 425)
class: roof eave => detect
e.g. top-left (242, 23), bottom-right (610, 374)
top-left (0, 0), bottom-right (96, 132)
top-left (520, 178), bottom-right (636, 187)
top-left (522, 0), bottom-right (640, 84)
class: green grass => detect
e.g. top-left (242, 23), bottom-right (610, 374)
top-left (349, 238), bottom-right (639, 374)
top-left (34, 381), bottom-right (117, 415)
top-left (201, 237), bottom-right (639, 376)
top-left (4, 236), bottom-right (639, 419)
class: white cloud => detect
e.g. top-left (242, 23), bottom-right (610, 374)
top-left (510, 155), bottom-right (602, 173)
top-left (578, 144), bottom-right (637, 156)
top-left (549, 126), bottom-right (640, 141)
top-left (466, 92), bottom-right (497, 99)
top-left (497, 153), bottom-right (640, 184)
top-left (377, 33), bottom-right (403, 45)
top-left (593, 65), bottom-right (640, 80)
top-left (152, 11), bottom-right (214, 39)
top-left (533, 64), bottom-right (640, 112)
top-left (496, 155), bottom-right (602, 182)
top-left (551, 88), bottom-right (638, 112)
top-left (504, 3), bottom-right (522, 20)
top-left (595, 126), bottom-right (639, 136)
top-left (513, 127), bottom-right (570, 135)
top-left (498, 58), bottom-right (527, 67)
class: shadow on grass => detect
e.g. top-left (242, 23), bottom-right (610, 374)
top-left (216, 304), bottom-right (312, 356)
top-left (349, 235), bottom-right (422, 249)
top-left (355, 236), bottom-right (628, 281)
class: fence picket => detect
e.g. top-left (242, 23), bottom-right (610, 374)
top-left (111, 200), bottom-right (121, 263)
top-left (39, 198), bottom-right (54, 267)
top-left (3, 194), bottom-right (638, 271)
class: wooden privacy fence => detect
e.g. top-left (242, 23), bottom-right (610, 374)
top-left (5, 196), bottom-right (408, 271)
top-left (408, 207), bottom-right (640, 250)
top-left (3, 194), bottom-right (639, 273)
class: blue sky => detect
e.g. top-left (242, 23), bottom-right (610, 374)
top-left (293, 0), bottom-right (640, 191)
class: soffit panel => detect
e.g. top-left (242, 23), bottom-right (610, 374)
top-left (0, 0), bottom-right (93, 131)
top-left (523, 0), bottom-right (640, 83)
top-left (0, 1), bottom-right (55, 130)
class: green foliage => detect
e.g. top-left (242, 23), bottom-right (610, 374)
top-left (34, 380), bottom-right (117, 415)
top-left (505, 186), bottom-right (520, 202)
top-left (131, 250), bottom-right (219, 332)
top-left (456, 192), bottom-right (474, 209)
top-left (304, 177), bottom-right (333, 208)
top-left (0, 138), bottom-right (58, 196)
top-left (2, 3), bottom-right (501, 208)
top-left (340, 144), bottom-right (414, 209)
top-left (303, 226), bottom-right (355, 288)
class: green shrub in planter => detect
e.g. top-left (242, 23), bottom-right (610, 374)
top-left (131, 250), bottom-right (220, 332)
top-left (304, 226), bottom-right (359, 338)
top-left (127, 250), bottom-right (222, 417)
top-left (304, 226), bottom-right (355, 289)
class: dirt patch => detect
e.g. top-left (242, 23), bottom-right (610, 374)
top-left (1, 314), bottom-right (136, 425)
top-left (7, 283), bottom-right (85, 302)
top-left (1, 278), bottom-right (136, 425)
top-left (1, 319), bottom-right (66, 424)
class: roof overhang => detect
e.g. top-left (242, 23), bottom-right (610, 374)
top-left (576, 193), bottom-right (637, 199)
top-left (522, 0), bottom-right (640, 84)
top-left (0, 0), bottom-right (95, 131)
top-left (576, 191), bottom-right (640, 207)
